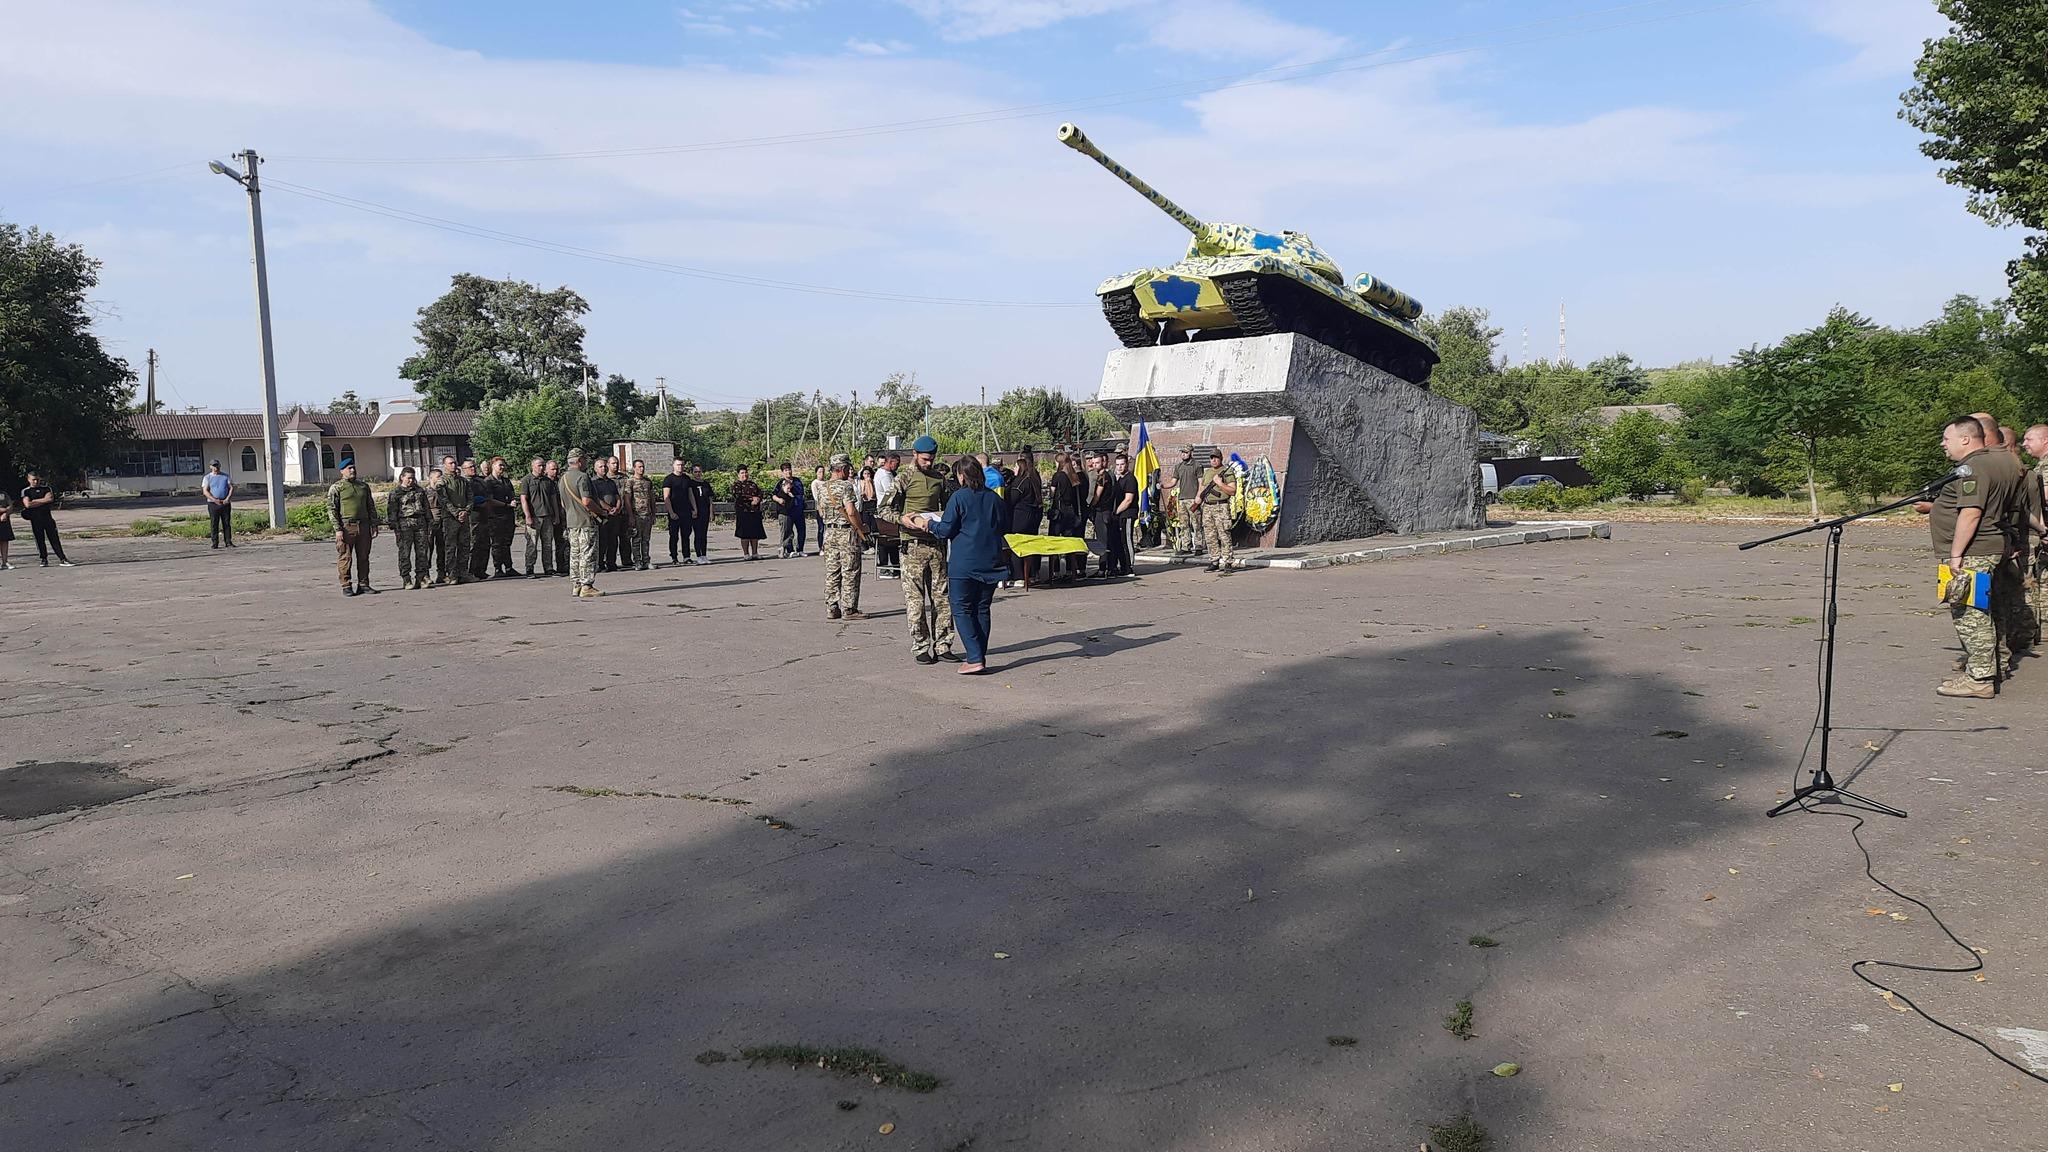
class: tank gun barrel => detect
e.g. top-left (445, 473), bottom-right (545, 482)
top-left (1057, 122), bottom-right (1203, 237)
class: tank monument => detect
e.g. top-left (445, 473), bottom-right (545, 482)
top-left (1060, 123), bottom-right (1484, 547)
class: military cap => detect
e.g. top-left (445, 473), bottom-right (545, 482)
top-left (912, 435), bottom-right (938, 453)
top-left (829, 453), bottom-right (850, 468)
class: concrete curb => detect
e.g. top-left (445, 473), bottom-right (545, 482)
top-left (1219, 520), bottom-right (1612, 571)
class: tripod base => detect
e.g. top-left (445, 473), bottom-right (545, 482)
top-left (1766, 770), bottom-right (1907, 819)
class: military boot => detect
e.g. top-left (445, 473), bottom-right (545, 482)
top-left (1936, 676), bottom-right (1994, 699)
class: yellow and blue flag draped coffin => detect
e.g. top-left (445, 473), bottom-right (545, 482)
top-left (1005, 534), bottom-right (1090, 558)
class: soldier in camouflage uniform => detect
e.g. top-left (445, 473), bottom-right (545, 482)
top-left (885, 435), bottom-right (955, 663)
top-left (1198, 449), bottom-right (1238, 573)
top-left (326, 458), bottom-right (380, 596)
top-left (1932, 416), bottom-right (2020, 698)
top-left (436, 458), bottom-right (475, 584)
top-left (821, 454), bottom-right (867, 620)
top-left (560, 449), bottom-right (604, 598)
top-left (385, 467), bottom-right (434, 589)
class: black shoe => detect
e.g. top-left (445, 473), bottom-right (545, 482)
top-left (938, 651), bottom-right (962, 663)
top-left (359, 585), bottom-right (379, 594)
top-left (638, 563), bottom-right (648, 571)
top-left (342, 585), bottom-right (355, 597)
top-left (211, 542), bottom-right (219, 550)
top-left (915, 652), bottom-right (936, 665)
top-left (226, 542), bottom-right (236, 548)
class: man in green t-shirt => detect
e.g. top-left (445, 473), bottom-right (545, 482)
top-left (1931, 416), bottom-right (2019, 697)
top-left (326, 458), bottom-right (381, 596)
top-left (559, 449), bottom-right (603, 598)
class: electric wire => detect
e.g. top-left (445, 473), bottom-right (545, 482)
top-left (270, 0), bottom-right (1765, 166)
top-left (1780, 537), bottom-right (2048, 1087)
top-left (260, 178), bottom-right (1086, 308)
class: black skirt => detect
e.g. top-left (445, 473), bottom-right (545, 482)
top-left (735, 509), bottom-right (765, 540)
top-left (1010, 503), bottom-right (1042, 536)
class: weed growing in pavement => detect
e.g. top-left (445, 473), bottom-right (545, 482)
top-left (1427, 1114), bottom-right (1491, 1152)
top-left (738, 1044), bottom-right (942, 1092)
top-left (1444, 1000), bottom-right (1475, 1040)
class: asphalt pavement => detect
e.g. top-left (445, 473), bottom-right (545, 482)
top-left (2, 523), bottom-right (2044, 1150)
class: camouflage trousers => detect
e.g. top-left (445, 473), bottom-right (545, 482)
top-left (568, 525), bottom-right (598, 590)
top-left (2007, 553), bottom-right (2041, 652)
top-left (1950, 555), bottom-right (2002, 681)
top-left (1179, 502), bottom-right (1203, 554)
top-left (2030, 551), bottom-right (2048, 648)
top-left (437, 519), bottom-right (471, 583)
top-left (1202, 502), bottom-right (1235, 567)
top-left (395, 521), bottom-right (431, 585)
top-left (902, 540), bottom-right (954, 656)
top-left (824, 526), bottom-right (862, 612)
top-left (526, 518), bottom-right (563, 575)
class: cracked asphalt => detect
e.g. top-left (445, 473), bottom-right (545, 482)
top-left (2, 523), bottom-right (2045, 1150)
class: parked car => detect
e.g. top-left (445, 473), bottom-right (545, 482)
top-left (1479, 463), bottom-right (1498, 502)
top-left (1505, 474), bottom-right (1563, 489)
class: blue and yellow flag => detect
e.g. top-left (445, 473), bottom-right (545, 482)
top-left (1133, 421), bottom-right (1161, 512)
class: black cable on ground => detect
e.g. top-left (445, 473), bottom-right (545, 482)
top-left (1780, 542), bottom-right (2047, 1087)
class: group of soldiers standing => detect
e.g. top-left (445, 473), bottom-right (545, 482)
top-left (323, 451), bottom-right (717, 597)
top-left (1925, 413), bottom-right (2048, 698)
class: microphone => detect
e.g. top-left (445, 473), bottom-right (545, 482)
top-left (1923, 463), bottom-right (1971, 492)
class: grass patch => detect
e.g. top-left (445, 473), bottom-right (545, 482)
top-left (1326, 1035), bottom-right (1358, 1047)
top-left (695, 1050), bottom-right (729, 1065)
top-left (1427, 1114), bottom-right (1491, 1152)
top-left (738, 1044), bottom-right (941, 1093)
top-left (542, 784), bottom-right (749, 806)
top-left (129, 518), bottom-right (165, 536)
top-left (1444, 999), bottom-right (1475, 1040)
top-left (1468, 934), bottom-right (1499, 948)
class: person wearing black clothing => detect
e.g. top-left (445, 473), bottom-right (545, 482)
top-left (662, 460), bottom-right (694, 566)
top-left (1007, 447), bottom-right (1044, 589)
top-left (590, 460), bottom-right (622, 571)
top-left (1111, 452), bottom-right (1140, 577)
top-left (689, 466), bottom-right (714, 563)
top-left (1048, 453), bottom-right (1085, 582)
top-left (20, 473), bottom-right (72, 567)
top-left (1088, 456), bottom-right (1117, 578)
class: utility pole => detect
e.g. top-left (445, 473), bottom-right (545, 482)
top-left (764, 403), bottom-right (771, 465)
top-left (583, 364), bottom-right (594, 407)
top-left (980, 386), bottom-right (988, 456)
top-left (208, 150), bottom-right (286, 530)
top-left (1558, 301), bottom-right (1568, 365)
top-left (656, 376), bottom-right (667, 417)
top-left (144, 348), bottom-right (158, 413)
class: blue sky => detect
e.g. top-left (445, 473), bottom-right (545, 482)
top-left (1, 0), bottom-right (2009, 412)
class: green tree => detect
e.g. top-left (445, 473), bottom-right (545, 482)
top-left (1587, 353), bottom-right (1651, 401)
top-left (1904, 2), bottom-right (2048, 356)
top-left (634, 406), bottom-right (703, 461)
top-left (0, 221), bottom-right (136, 488)
top-left (1498, 361), bottom-right (1607, 455)
top-left (1662, 364), bottom-right (1778, 495)
top-left (861, 372), bottom-right (934, 452)
top-left (327, 389), bottom-right (366, 414)
top-left (602, 373), bottom-right (658, 427)
top-left (400, 274), bottom-right (591, 409)
top-left (1731, 308), bottom-right (1877, 519)
top-left (1585, 410), bottom-right (1685, 498)
top-left (991, 386), bottom-right (1082, 450)
top-left (469, 383), bottom-right (623, 465)
top-left (1421, 307), bottom-right (1520, 430)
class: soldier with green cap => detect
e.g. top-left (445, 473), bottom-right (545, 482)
top-left (385, 466), bottom-right (433, 589)
top-left (822, 454), bottom-right (867, 620)
top-left (326, 457), bottom-right (380, 596)
top-left (884, 435), bottom-right (955, 662)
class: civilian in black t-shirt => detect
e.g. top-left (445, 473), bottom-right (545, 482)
top-left (20, 472), bottom-right (72, 567)
top-left (1107, 453), bottom-right (1138, 577)
top-left (589, 463), bottom-right (622, 571)
top-left (662, 462), bottom-right (694, 566)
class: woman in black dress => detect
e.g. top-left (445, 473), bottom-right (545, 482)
top-left (1047, 453), bottom-right (1085, 582)
top-left (731, 466), bottom-right (766, 560)
top-left (1007, 447), bottom-right (1043, 589)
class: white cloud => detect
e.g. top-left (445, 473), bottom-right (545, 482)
top-left (845, 37), bottom-right (914, 56)
top-left (1143, 0), bottom-right (1341, 62)
top-left (898, 0), bottom-right (1143, 40)
top-left (1796, 0), bottom-right (1951, 80)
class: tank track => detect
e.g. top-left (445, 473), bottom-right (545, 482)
top-left (1101, 289), bottom-right (1158, 349)
top-left (1215, 273), bottom-right (1436, 388)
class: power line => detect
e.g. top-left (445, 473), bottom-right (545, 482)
top-left (261, 178), bottom-right (1086, 308)
top-left (270, 0), bottom-right (1764, 167)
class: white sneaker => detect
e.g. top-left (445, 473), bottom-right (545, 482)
top-left (57, 559), bottom-right (76, 567)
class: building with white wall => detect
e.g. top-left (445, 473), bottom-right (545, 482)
top-left (101, 406), bottom-right (479, 495)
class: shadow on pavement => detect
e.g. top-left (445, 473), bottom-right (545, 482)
top-left (0, 629), bottom-right (1764, 1151)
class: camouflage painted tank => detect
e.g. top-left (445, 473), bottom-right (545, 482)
top-left (1058, 122), bottom-right (1439, 387)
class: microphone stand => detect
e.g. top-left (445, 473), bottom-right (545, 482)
top-left (1740, 478), bottom-right (1955, 819)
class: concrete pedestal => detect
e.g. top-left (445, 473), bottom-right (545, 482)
top-left (1096, 333), bottom-right (1482, 547)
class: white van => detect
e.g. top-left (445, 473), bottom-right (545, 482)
top-left (1479, 462), bottom-right (1498, 502)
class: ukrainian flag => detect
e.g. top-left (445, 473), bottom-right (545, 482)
top-left (1133, 421), bottom-right (1161, 512)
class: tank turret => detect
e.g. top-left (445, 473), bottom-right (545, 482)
top-left (1057, 122), bottom-right (1438, 387)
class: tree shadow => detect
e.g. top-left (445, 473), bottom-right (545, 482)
top-left (0, 629), bottom-right (1765, 1150)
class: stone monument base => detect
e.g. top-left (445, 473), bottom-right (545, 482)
top-left (1096, 333), bottom-right (1482, 549)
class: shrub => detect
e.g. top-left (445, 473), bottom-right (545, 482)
top-left (129, 518), bottom-right (164, 536)
top-left (1554, 485), bottom-right (1601, 512)
top-left (1676, 478), bottom-right (1706, 504)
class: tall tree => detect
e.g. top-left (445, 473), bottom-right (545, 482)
top-left (469, 383), bottom-right (623, 466)
top-left (0, 221), bottom-right (136, 488)
top-left (602, 373), bottom-right (657, 427)
top-left (1903, 2), bottom-right (2048, 355)
top-left (400, 274), bottom-right (591, 410)
top-left (327, 389), bottom-right (366, 414)
top-left (1587, 353), bottom-right (1651, 402)
top-left (1421, 307), bottom-right (1524, 431)
top-left (1732, 308), bottom-right (1877, 519)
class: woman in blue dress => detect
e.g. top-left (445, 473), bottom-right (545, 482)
top-left (915, 456), bottom-right (1009, 674)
